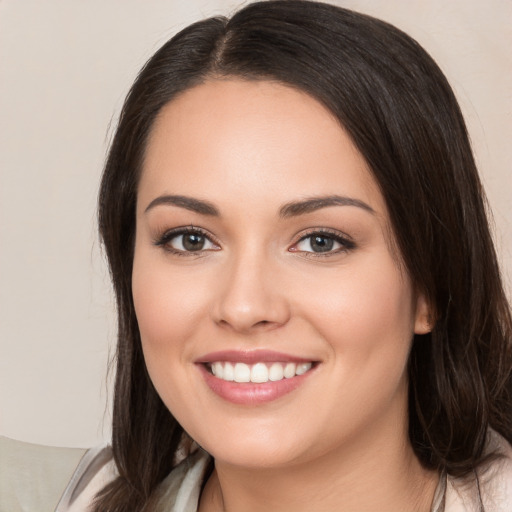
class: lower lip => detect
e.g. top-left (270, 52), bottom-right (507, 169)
top-left (197, 364), bottom-right (316, 405)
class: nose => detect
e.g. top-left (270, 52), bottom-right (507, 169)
top-left (212, 251), bottom-right (291, 334)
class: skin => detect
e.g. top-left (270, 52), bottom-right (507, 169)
top-left (132, 79), bottom-right (437, 511)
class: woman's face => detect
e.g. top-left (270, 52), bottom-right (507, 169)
top-left (133, 79), bottom-right (429, 468)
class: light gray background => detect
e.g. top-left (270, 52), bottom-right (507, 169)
top-left (1, 0), bottom-right (511, 448)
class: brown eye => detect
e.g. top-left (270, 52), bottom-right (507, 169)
top-left (181, 233), bottom-right (206, 251)
top-left (156, 228), bottom-right (219, 254)
top-left (169, 232), bottom-right (216, 252)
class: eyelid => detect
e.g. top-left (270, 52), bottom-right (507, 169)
top-left (289, 228), bottom-right (356, 255)
top-left (153, 225), bottom-right (354, 257)
top-left (153, 225), bottom-right (221, 254)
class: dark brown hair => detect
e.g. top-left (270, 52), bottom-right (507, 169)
top-left (95, 1), bottom-right (512, 509)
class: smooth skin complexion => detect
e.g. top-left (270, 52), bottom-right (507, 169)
top-left (132, 80), bottom-right (438, 512)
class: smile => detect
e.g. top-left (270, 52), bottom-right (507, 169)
top-left (196, 351), bottom-right (318, 405)
top-left (208, 361), bottom-right (313, 383)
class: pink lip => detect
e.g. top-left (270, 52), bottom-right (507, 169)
top-left (195, 350), bottom-right (318, 405)
top-left (195, 349), bottom-right (314, 364)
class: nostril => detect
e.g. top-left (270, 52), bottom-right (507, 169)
top-left (212, 285), bottom-right (291, 332)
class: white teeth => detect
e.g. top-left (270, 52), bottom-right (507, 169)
top-left (296, 362), bottom-right (312, 375)
top-left (223, 362), bottom-right (234, 381)
top-left (234, 362), bottom-right (251, 383)
top-left (269, 362), bottom-right (284, 381)
top-left (284, 362), bottom-right (296, 379)
top-left (251, 363), bottom-right (269, 383)
top-left (212, 362), bottom-right (223, 379)
top-left (209, 361), bottom-right (313, 383)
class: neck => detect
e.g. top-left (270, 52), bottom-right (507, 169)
top-left (199, 412), bottom-right (438, 512)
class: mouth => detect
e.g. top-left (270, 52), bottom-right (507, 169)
top-left (196, 350), bottom-right (319, 405)
top-left (206, 361), bottom-right (314, 383)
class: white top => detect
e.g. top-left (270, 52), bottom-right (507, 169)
top-left (55, 431), bottom-right (512, 512)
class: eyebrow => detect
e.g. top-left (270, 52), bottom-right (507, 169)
top-left (279, 195), bottom-right (375, 218)
top-left (144, 193), bottom-right (374, 218)
top-left (144, 195), bottom-right (220, 216)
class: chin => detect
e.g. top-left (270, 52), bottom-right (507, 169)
top-left (188, 416), bottom-right (322, 470)
top-left (204, 440), bottom-right (301, 469)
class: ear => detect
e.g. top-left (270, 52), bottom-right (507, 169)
top-left (414, 293), bottom-right (433, 334)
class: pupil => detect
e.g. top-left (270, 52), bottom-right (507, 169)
top-left (183, 234), bottom-right (205, 251)
top-left (312, 236), bottom-right (333, 252)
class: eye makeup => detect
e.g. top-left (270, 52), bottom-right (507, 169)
top-left (290, 227), bottom-right (356, 257)
top-left (153, 225), bottom-right (220, 256)
top-left (152, 223), bottom-right (356, 259)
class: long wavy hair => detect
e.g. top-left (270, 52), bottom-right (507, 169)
top-left (94, 1), bottom-right (512, 509)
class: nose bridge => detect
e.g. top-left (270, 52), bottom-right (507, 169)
top-left (213, 243), bottom-right (290, 333)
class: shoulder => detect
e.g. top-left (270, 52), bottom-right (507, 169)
top-left (54, 444), bottom-right (211, 512)
top-left (444, 430), bottom-right (512, 512)
top-left (55, 444), bottom-right (116, 511)
top-left (0, 435), bottom-right (88, 512)
top-left (151, 447), bottom-right (212, 512)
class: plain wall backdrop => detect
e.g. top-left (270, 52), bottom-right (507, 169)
top-left (1, 0), bottom-right (511, 448)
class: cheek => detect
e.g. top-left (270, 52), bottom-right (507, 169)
top-left (298, 251), bottom-right (415, 370)
top-left (294, 257), bottom-right (415, 439)
top-left (132, 254), bottom-right (210, 352)
top-left (131, 250), bottom-right (212, 419)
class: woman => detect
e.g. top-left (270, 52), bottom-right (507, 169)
top-left (57, 1), bottom-right (512, 510)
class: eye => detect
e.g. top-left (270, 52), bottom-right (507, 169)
top-left (155, 227), bottom-right (219, 254)
top-left (291, 230), bottom-right (355, 255)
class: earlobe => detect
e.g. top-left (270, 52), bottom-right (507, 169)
top-left (414, 294), bottom-right (433, 334)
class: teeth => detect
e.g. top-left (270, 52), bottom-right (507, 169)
top-left (269, 362), bottom-right (284, 381)
top-left (251, 363), bottom-right (268, 383)
top-left (234, 362), bottom-right (251, 383)
top-left (212, 362), bottom-right (223, 379)
top-left (296, 363), bottom-right (311, 375)
top-left (223, 362), bottom-right (234, 381)
top-left (284, 362), bottom-right (296, 379)
top-left (209, 361), bottom-right (313, 383)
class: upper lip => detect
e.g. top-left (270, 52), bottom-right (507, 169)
top-left (195, 350), bottom-right (316, 364)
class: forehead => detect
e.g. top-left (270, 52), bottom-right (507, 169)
top-left (139, 79), bottom-right (385, 216)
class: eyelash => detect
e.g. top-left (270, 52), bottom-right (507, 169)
top-left (154, 226), bottom-right (219, 257)
top-left (153, 226), bottom-right (355, 257)
top-left (292, 228), bottom-right (356, 258)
